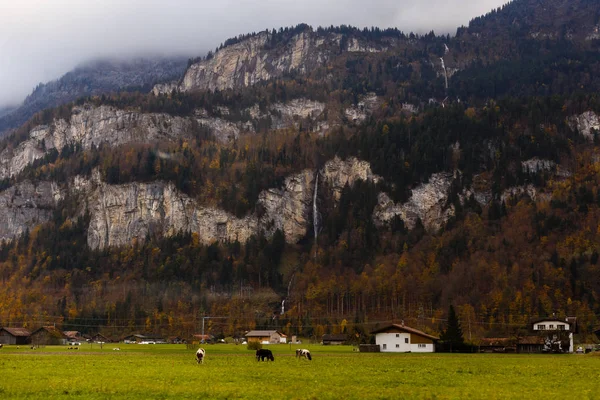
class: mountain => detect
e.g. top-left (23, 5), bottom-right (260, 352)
top-left (1, 0), bottom-right (600, 340)
top-left (0, 57), bottom-right (188, 138)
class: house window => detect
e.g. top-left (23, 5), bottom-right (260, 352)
top-left (557, 325), bottom-right (565, 330)
top-left (405, 338), bottom-right (409, 344)
top-left (396, 344), bottom-right (400, 348)
top-left (382, 344), bottom-right (387, 350)
top-left (537, 325), bottom-right (546, 330)
top-left (418, 344), bottom-right (427, 348)
top-left (396, 334), bottom-right (400, 338)
top-left (549, 325), bottom-right (554, 330)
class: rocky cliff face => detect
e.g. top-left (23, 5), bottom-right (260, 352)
top-left (0, 104), bottom-right (193, 179)
top-left (0, 181), bottom-right (63, 243)
top-left (87, 181), bottom-right (258, 249)
top-left (154, 29), bottom-right (397, 95)
top-left (373, 172), bottom-right (455, 233)
top-left (0, 156), bottom-right (467, 248)
top-left (569, 111), bottom-right (600, 141)
top-left (321, 156), bottom-right (381, 200)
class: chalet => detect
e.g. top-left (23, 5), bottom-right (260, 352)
top-left (0, 327), bottom-right (31, 345)
top-left (370, 324), bottom-right (438, 353)
top-left (322, 334), bottom-right (349, 345)
top-left (91, 333), bottom-right (112, 343)
top-left (531, 316), bottom-right (576, 353)
top-left (245, 330), bottom-right (285, 344)
top-left (30, 326), bottom-right (67, 345)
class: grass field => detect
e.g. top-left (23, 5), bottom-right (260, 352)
top-left (1, 344), bottom-right (599, 399)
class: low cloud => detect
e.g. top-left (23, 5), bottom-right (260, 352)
top-left (0, 0), bottom-right (505, 107)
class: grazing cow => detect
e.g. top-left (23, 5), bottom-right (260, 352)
top-left (196, 348), bottom-right (206, 364)
top-left (113, 347), bottom-right (121, 351)
top-left (296, 348), bottom-right (312, 360)
top-left (0, 344), bottom-right (3, 349)
top-left (256, 348), bottom-right (274, 361)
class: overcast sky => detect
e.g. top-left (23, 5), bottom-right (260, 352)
top-left (0, 0), bottom-right (507, 108)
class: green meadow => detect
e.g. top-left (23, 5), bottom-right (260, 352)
top-left (1, 344), bottom-right (599, 399)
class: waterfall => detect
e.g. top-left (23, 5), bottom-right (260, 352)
top-left (313, 172), bottom-right (320, 243)
top-left (280, 299), bottom-right (285, 315)
top-left (440, 57), bottom-right (448, 91)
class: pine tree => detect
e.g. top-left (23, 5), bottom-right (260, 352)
top-left (441, 305), bottom-right (465, 352)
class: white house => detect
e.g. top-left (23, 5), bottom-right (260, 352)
top-left (371, 323), bottom-right (438, 353)
top-left (531, 317), bottom-right (576, 353)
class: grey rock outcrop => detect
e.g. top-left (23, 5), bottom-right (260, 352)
top-left (321, 156), bottom-right (381, 201)
top-left (0, 104), bottom-right (193, 179)
top-left (87, 181), bottom-right (258, 249)
top-left (258, 169), bottom-right (315, 242)
top-left (0, 181), bottom-right (63, 243)
top-left (153, 29), bottom-right (400, 96)
top-left (569, 111), bottom-right (600, 141)
top-left (344, 93), bottom-right (380, 123)
top-left (521, 158), bottom-right (556, 174)
top-left (373, 172), bottom-right (455, 232)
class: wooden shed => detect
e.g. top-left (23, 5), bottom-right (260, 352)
top-left (0, 327), bottom-right (31, 345)
top-left (30, 326), bottom-right (67, 345)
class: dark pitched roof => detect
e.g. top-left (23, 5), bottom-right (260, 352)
top-left (370, 324), bottom-right (439, 341)
top-left (518, 336), bottom-right (545, 345)
top-left (1, 327), bottom-right (31, 337)
top-left (31, 326), bottom-right (65, 338)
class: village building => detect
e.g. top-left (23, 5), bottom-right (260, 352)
top-left (0, 327), bottom-right (31, 345)
top-left (121, 333), bottom-right (165, 344)
top-left (192, 334), bottom-right (215, 344)
top-left (90, 333), bottom-right (112, 343)
top-left (371, 324), bottom-right (438, 353)
top-left (30, 326), bottom-right (67, 345)
top-left (531, 316), bottom-right (576, 353)
top-left (478, 337), bottom-right (515, 353)
top-left (245, 330), bottom-right (286, 344)
top-left (322, 334), bottom-right (349, 345)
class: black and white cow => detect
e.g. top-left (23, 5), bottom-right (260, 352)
top-left (0, 344), bottom-right (3, 349)
top-left (296, 348), bottom-right (312, 360)
top-left (256, 348), bottom-right (274, 361)
top-left (196, 348), bottom-right (206, 364)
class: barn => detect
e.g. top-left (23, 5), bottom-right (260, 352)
top-left (0, 327), bottom-right (31, 345)
top-left (245, 330), bottom-right (285, 344)
top-left (322, 334), bottom-right (349, 345)
top-left (30, 326), bottom-right (67, 346)
top-left (371, 324), bottom-right (438, 353)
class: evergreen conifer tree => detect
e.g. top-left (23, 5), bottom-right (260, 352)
top-left (441, 305), bottom-right (465, 352)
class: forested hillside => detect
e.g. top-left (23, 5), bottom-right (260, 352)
top-left (1, 0), bottom-right (600, 342)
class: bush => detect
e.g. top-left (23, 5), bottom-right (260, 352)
top-left (247, 341), bottom-right (263, 350)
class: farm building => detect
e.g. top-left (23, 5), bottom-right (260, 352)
top-left (517, 336), bottom-right (546, 353)
top-left (479, 338), bottom-right (515, 353)
top-left (531, 316), bottom-right (576, 353)
top-left (0, 327), bottom-right (31, 345)
top-left (245, 330), bottom-right (285, 344)
top-left (122, 333), bottom-right (165, 344)
top-left (322, 334), bottom-right (349, 345)
top-left (371, 324), bottom-right (438, 353)
top-left (30, 326), bottom-right (67, 345)
top-left (91, 333), bottom-right (112, 343)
